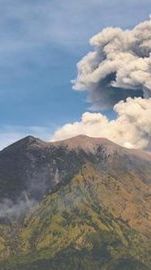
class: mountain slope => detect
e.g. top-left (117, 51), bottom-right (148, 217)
top-left (0, 135), bottom-right (150, 269)
top-left (0, 134), bottom-right (151, 203)
top-left (0, 164), bottom-right (150, 270)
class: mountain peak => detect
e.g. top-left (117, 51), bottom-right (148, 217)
top-left (2, 135), bottom-right (47, 153)
top-left (15, 135), bottom-right (44, 145)
top-left (52, 134), bottom-right (116, 152)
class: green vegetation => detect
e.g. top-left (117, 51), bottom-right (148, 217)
top-left (0, 163), bottom-right (150, 270)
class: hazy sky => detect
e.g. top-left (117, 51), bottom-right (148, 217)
top-left (0, 0), bottom-right (150, 149)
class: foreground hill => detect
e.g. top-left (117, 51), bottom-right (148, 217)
top-left (0, 135), bottom-right (150, 269)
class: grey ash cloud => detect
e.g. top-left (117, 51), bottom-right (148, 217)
top-left (73, 19), bottom-right (151, 109)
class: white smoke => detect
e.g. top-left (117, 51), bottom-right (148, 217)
top-left (52, 97), bottom-right (151, 150)
top-left (0, 192), bottom-right (36, 220)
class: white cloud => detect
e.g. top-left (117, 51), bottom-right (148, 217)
top-left (52, 97), bottom-right (151, 150)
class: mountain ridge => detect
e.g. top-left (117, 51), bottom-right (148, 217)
top-left (0, 134), bottom-right (151, 203)
top-left (2, 134), bottom-right (151, 153)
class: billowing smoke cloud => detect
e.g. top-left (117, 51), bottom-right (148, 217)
top-left (72, 19), bottom-right (151, 109)
top-left (52, 19), bottom-right (151, 150)
top-left (52, 97), bottom-right (151, 150)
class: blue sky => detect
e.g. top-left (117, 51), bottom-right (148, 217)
top-left (0, 0), bottom-right (150, 149)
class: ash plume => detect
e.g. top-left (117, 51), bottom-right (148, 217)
top-left (73, 19), bottom-right (151, 109)
top-left (52, 19), bottom-right (151, 150)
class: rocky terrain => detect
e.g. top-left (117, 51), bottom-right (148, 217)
top-left (0, 135), bottom-right (150, 269)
